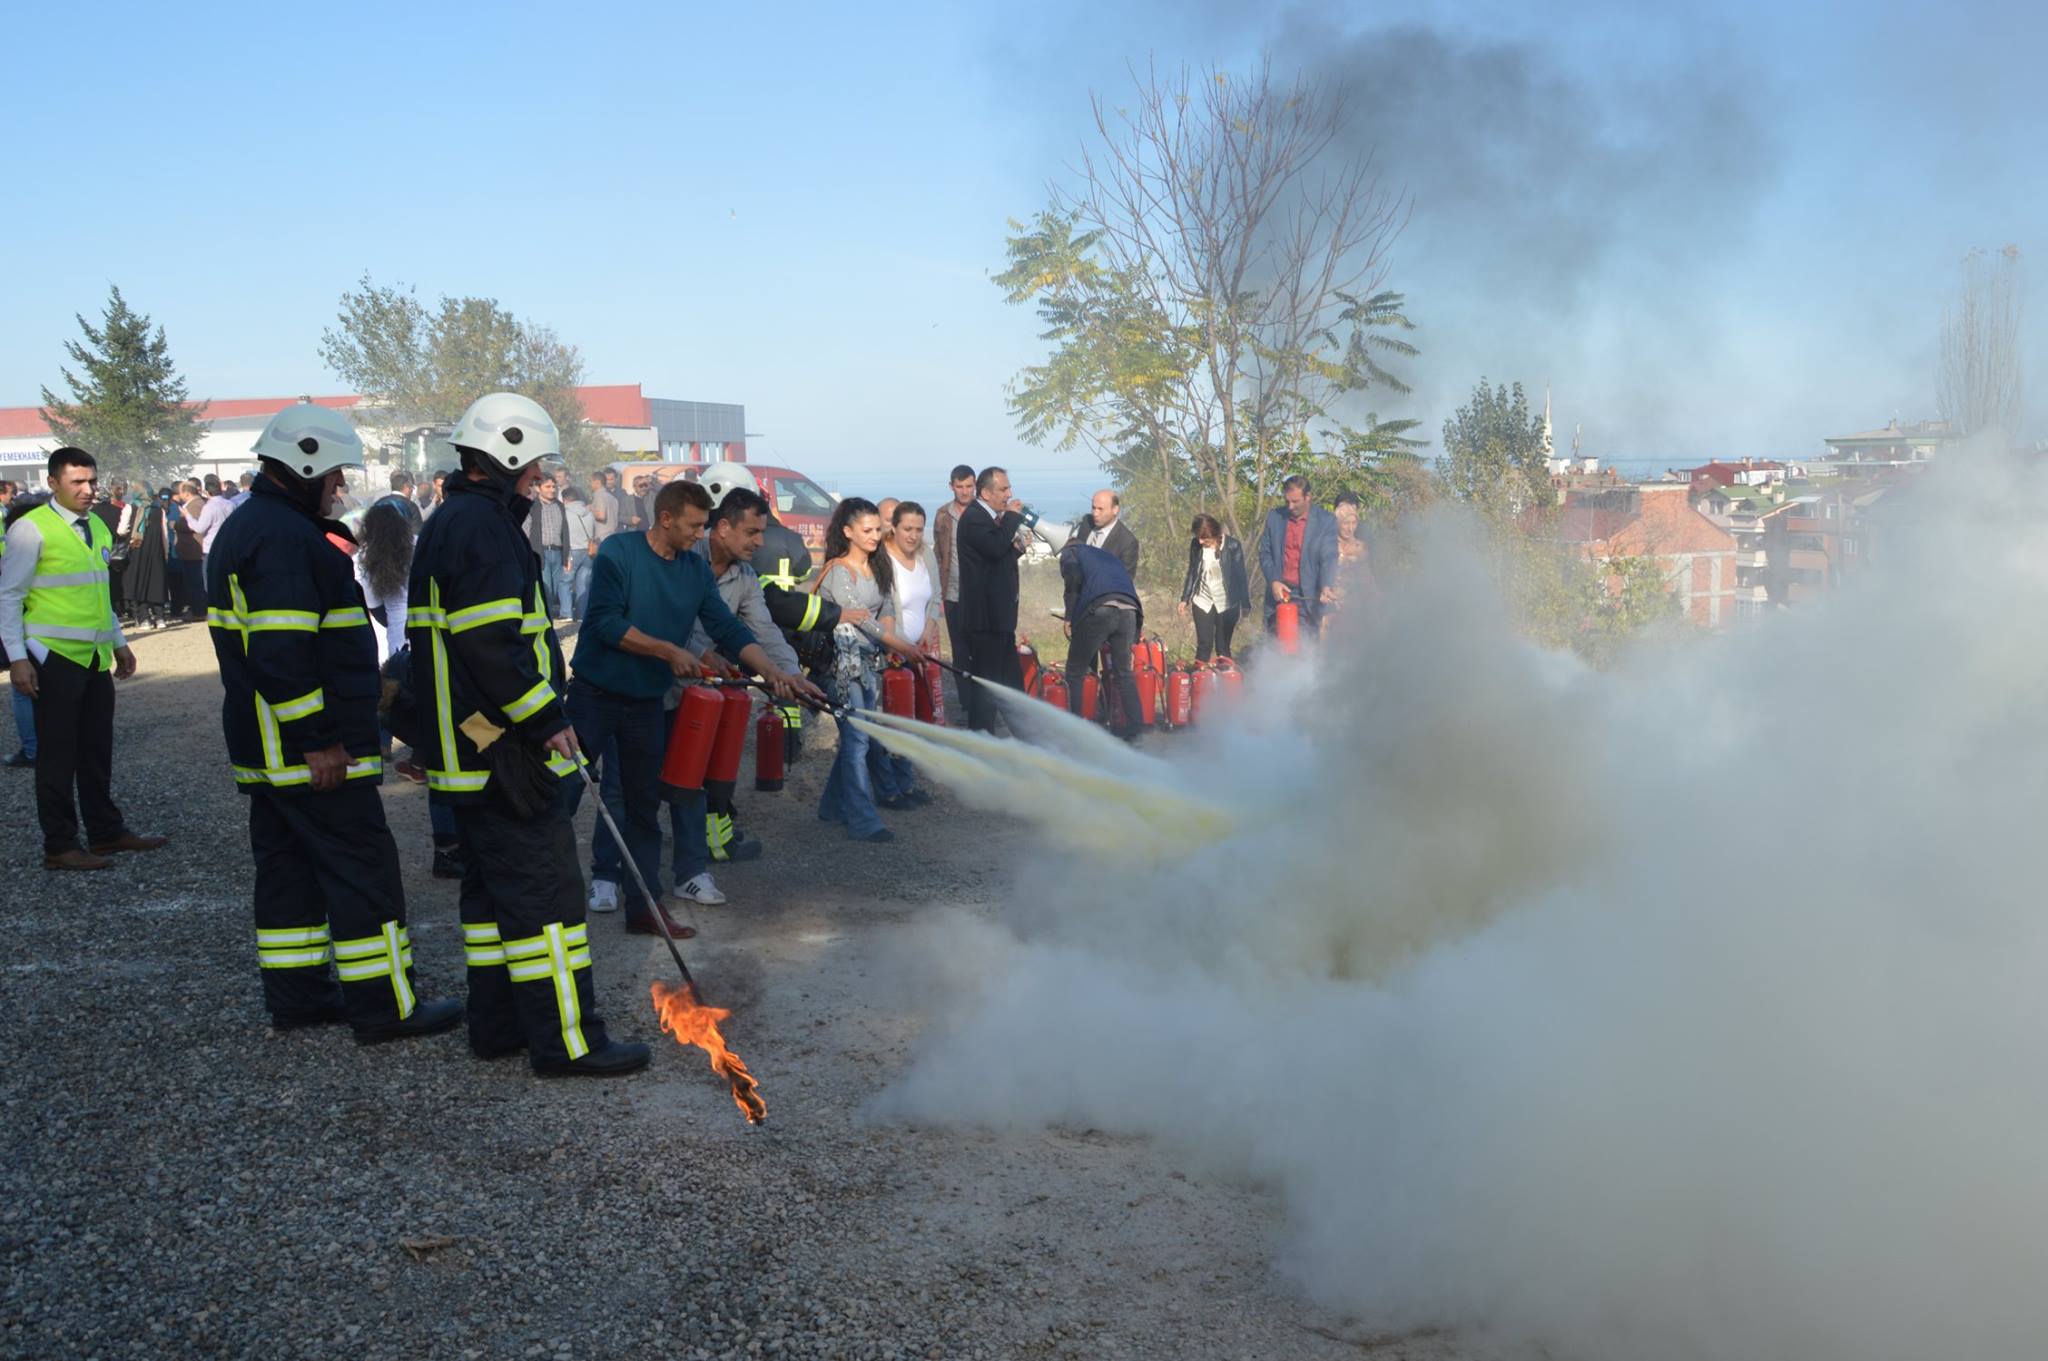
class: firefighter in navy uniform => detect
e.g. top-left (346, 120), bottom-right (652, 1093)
top-left (207, 401), bottom-right (463, 1041)
top-left (408, 392), bottom-right (649, 1078)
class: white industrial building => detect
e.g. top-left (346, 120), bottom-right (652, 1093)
top-left (0, 384), bottom-right (746, 490)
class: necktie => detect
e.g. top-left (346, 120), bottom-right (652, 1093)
top-left (74, 516), bottom-right (92, 548)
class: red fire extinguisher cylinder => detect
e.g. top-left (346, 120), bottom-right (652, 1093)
top-left (661, 686), bottom-right (724, 791)
top-left (754, 704), bottom-right (785, 791)
top-left (881, 666), bottom-right (916, 719)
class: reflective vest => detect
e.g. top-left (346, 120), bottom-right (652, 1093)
top-left (23, 503), bottom-right (116, 668)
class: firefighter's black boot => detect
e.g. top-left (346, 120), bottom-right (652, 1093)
top-left (353, 996), bottom-right (464, 1046)
top-left (432, 837), bottom-right (467, 880)
top-left (532, 1038), bottom-right (651, 1078)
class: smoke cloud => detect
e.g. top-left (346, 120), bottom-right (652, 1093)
top-left (1279, 15), bottom-right (1778, 454)
top-left (985, 0), bottom-right (2048, 455)
top-left (876, 462), bottom-right (2048, 1358)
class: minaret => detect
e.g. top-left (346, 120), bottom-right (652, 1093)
top-left (1541, 387), bottom-right (1555, 460)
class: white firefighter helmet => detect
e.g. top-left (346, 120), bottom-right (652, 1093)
top-left (249, 401), bottom-right (365, 479)
top-left (450, 392), bottom-right (559, 473)
top-left (699, 460), bottom-right (759, 506)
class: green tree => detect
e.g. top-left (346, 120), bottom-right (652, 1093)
top-left (1280, 416), bottom-right (1433, 518)
top-left (39, 286), bottom-right (206, 489)
top-left (994, 211), bottom-right (1194, 583)
top-left (318, 274), bottom-right (611, 476)
top-left (1000, 61), bottom-right (1413, 555)
top-left (1437, 379), bottom-right (1553, 516)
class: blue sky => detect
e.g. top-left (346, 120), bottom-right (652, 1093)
top-left (6, 0), bottom-right (2042, 497)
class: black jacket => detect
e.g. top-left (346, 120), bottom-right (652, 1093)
top-left (955, 500), bottom-right (1026, 633)
top-left (1180, 534), bottom-right (1250, 613)
top-left (756, 515), bottom-right (812, 589)
top-left (206, 476), bottom-right (384, 792)
top-left (1086, 518), bottom-right (1140, 580)
top-left (405, 472), bottom-right (571, 802)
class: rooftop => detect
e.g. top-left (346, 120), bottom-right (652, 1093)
top-left (0, 384), bottom-right (658, 441)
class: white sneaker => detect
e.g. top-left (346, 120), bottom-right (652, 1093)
top-left (587, 879), bottom-right (620, 913)
top-left (671, 873), bottom-right (727, 907)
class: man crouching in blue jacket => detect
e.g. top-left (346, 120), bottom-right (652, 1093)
top-left (1060, 534), bottom-right (1145, 741)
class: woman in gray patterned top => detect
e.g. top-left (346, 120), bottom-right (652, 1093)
top-left (813, 498), bottom-right (928, 842)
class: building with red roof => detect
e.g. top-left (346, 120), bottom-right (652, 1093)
top-left (0, 385), bottom-right (746, 484)
top-left (1541, 483), bottom-right (1739, 627)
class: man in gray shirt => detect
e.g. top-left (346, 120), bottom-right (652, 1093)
top-left (587, 470), bottom-right (619, 543)
top-left (689, 487), bottom-right (798, 866)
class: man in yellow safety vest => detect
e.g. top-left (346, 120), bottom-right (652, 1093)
top-left (0, 447), bottom-right (168, 870)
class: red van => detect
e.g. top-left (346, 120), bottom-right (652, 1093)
top-left (602, 461), bottom-right (838, 554)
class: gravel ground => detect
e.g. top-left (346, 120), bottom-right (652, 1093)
top-left (0, 617), bottom-right (1468, 1361)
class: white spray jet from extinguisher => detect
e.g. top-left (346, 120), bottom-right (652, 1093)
top-left (854, 709), bottom-right (1232, 859)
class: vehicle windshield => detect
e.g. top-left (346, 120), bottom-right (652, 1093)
top-left (774, 474), bottom-right (837, 517)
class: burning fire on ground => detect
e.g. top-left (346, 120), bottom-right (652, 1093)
top-left (650, 980), bottom-right (767, 1124)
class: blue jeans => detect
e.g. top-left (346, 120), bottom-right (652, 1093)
top-left (11, 687), bottom-right (34, 759)
top-left (428, 791), bottom-right (457, 845)
top-left (589, 736), bottom-right (711, 890)
top-left (819, 675), bottom-right (885, 838)
top-left (866, 739), bottom-right (915, 802)
top-left (560, 680), bottom-right (666, 905)
top-left (567, 553), bottom-right (593, 622)
top-left (536, 543), bottom-right (568, 618)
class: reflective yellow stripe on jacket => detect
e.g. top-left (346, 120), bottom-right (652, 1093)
top-left (212, 573), bottom-right (382, 789)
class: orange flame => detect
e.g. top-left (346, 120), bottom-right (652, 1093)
top-left (650, 980), bottom-right (767, 1124)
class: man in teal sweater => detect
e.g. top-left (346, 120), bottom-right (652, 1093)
top-left (567, 479), bottom-right (818, 932)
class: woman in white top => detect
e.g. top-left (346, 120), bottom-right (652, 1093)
top-left (870, 500), bottom-right (943, 811)
top-left (883, 500), bottom-right (944, 650)
top-left (1176, 513), bottom-right (1250, 662)
top-left (354, 499), bottom-right (418, 778)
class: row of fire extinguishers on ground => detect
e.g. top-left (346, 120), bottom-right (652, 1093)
top-left (648, 635), bottom-right (1253, 798)
top-left (645, 663), bottom-right (958, 802)
top-left (1012, 636), bottom-right (1246, 731)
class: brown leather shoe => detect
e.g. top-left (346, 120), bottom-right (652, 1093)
top-left (89, 831), bottom-right (169, 855)
top-left (45, 848), bottom-right (114, 871)
top-left (623, 909), bottom-right (697, 940)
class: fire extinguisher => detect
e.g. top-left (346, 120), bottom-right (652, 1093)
top-left (1017, 641), bottom-right (1040, 696)
top-left (924, 659), bottom-right (947, 725)
top-left (881, 666), bottom-right (916, 718)
top-left (1275, 601), bottom-right (1301, 654)
top-left (1213, 656), bottom-right (1244, 705)
top-left (703, 688), bottom-right (752, 859)
top-left (1135, 664), bottom-right (1160, 727)
top-left (913, 660), bottom-right (937, 723)
top-left (1079, 671), bottom-right (1100, 722)
top-left (1189, 662), bottom-right (1218, 726)
top-left (661, 685), bottom-right (725, 792)
top-left (754, 704), bottom-right (785, 791)
top-left (1040, 667), bottom-right (1069, 710)
top-left (1146, 636), bottom-right (1167, 674)
top-left (1165, 667), bottom-right (1194, 728)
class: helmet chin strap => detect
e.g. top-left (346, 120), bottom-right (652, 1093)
top-left (259, 458), bottom-right (330, 515)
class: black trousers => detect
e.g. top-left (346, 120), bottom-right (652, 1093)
top-left (1191, 606), bottom-right (1240, 662)
top-left (249, 782), bottom-right (415, 1026)
top-left (32, 650), bottom-right (122, 854)
top-left (1067, 606), bottom-right (1144, 736)
top-left (942, 601), bottom-right (971, 724)
top-left (455, 796), bottom-right (613, 1065)
top-left (963, 628), bottom-right (1022, 732)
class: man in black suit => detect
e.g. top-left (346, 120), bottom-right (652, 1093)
top-left (955, 465), bottom-right (1028, 732)
top-left (1083, 489), bottom-right (1140, 579)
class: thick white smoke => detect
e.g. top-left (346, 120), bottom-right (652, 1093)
top-left (878, 462), bottom-right (2048, 1359)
